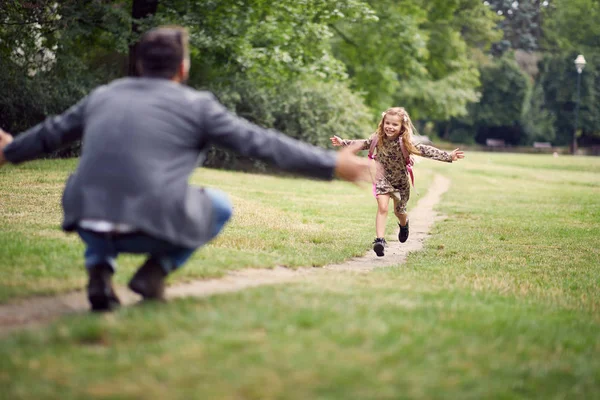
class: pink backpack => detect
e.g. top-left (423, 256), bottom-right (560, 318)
top-left (367, 134), bottom-right (415, 187)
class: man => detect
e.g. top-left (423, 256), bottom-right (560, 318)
top-left (0, 26), bottom-right (371, 312)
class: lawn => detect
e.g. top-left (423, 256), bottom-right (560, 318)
top-left (0, 158), bottom-right (430, 302)
top-left (1, 152), bottom-right (599, 399)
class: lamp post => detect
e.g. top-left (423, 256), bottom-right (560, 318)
top-left (573, 54), bottom-right (586, 155)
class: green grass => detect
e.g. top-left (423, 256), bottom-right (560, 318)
top-left (0, 159), bottom-right (432, 302)
top-left (420, 152), bottom-right (600, 311)
top-left (1, 152), bottom-right (599, 399)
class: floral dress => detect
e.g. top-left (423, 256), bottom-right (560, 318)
top-left (342, 135), bottom-right (452, 214)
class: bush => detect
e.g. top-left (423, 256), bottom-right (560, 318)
top-left (521, 81), bottom-right (556, 145)
top-left (203, 74), bottom-right (373, 171)
top-left (446, 55), bottom-right (531, 145)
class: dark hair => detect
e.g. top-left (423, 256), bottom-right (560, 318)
top-left (136, 26), bottom-right (189, 79)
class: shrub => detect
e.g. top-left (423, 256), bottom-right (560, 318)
top-left (203, 74), bottom-right (373, 171)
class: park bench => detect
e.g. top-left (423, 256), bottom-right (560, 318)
top-left (486, 138), bottom-right (505, 151)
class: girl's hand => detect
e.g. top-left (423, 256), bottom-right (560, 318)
top-left (330, 136), bottom-right (343, 147)
top-left (450, 148), bottom-right (465, 161)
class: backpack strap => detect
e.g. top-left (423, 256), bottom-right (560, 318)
top-left (368, 134), bottom-right (378, 160)
top-left (400, 139), bottom-right (415, 187)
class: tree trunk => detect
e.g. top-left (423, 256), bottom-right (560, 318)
top-left (128, 0), bottom-right (160, 76)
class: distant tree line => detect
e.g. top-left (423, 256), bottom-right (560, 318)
top-left (0, 0), bottom-right (598, 163)
top-left (442, 0), bottom-right (600, 148)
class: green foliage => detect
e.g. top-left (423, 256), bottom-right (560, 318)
top-left (451, 0), bottom-right (600, 148)
top-left (7, 0), bottom-right (598, 156)
top-left (331, 0), bottom-right (501, 120)
top-left (521, 79), bottom-right (556, 144)
top-left (542, 0), bottom-right (600, 54)
top-left (449, 55), bottom-right (532, 144)
top-left (539, 0), bottom-right (600, 145)
top-left (1, 0), bottom-right (376, 166)
top-left (0, 1), bottom-right (130, 134)
top-left (270, 77), bottom-right (373, 146)
top-left (537, 52), bottom-right (600, 145)
top-left (154, 1), bottom-right (378, 169)
top-left (204, 74), bottom-right (373, 170)
top-left (158, 0), bottom-right (375, 87)
top-left (476, 56), bottom-right (531, 127)
top-left (485, 0), bottom-right (545, 54)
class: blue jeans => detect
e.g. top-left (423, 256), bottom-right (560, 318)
top-left (78, 188), bottom-right (232, 273)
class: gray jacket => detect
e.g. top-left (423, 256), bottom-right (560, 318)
top-left (4, 78), bottom-right (338, 248)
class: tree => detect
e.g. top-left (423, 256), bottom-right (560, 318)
top-left (542, 0), bottom-right (600, 53)
top-left (448, 55), bottom-right (531, 145)
top-left (0, 1), bottom-right (130, 133)
top-left (129, 0), bottom-right (159, 76)
top-left (521, 79), bottom-right (556, 144)
top-left (0, 0), bottom-right (377, 165)
top-left (538, 0), bottom-right (600, 145)
top-left (484, 0), bottom-right (546, 55)
top-left (330, 0), bottom-right (501, 120)
top-left (537, 53), bottom-right (599, 145)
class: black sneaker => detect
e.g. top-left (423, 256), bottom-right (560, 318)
top-left (87, 262), bottom-right (120, 312)
top-left (398, 221), bottom-right (409, 243)
top-left (373, 237), bottom-right (387, 257)
top-left (128, 258), bottom-right (168, 301)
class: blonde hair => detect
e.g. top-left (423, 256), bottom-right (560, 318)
top-left (374, 107), bottom-right (421, 156)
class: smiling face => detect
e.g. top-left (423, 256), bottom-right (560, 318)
top-left (383, 114), bottom-right (402, 139)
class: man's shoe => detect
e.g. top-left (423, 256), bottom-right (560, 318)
top-left (128, 258), bottom-right (168, 301)
top-left (398, 221), bottom-right (409, 243)
top-left (373, 237), bottom-right (387, 257)
top-left (87, 263), bottom-right (120, 312)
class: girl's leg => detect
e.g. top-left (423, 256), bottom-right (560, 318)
top-left (392, 190), bottom-right (409, 226)
top-left (395, 210), bottom-right (408, 226)
top-left (376, 194), bottom-right (390, 238)
top-left (392, 192), bottom-right (410, 243)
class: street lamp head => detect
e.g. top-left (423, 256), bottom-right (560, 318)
top-left (575, 54), bottom-right (586, 73)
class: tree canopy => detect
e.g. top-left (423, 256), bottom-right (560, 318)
top-left (0, 0), bottom-right (598, 153)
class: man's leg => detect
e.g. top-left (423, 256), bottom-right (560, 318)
top-left (77, 229), bottom-right (121, 311)
top-left (106, 234), bottom-right (194, 300)
top-left (128, 187), bottom-right (233, 300)
top-left (204, 187), bottom-right (234, 240)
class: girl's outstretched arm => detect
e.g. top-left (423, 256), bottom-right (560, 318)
top-left (330, 136), bottom-right (371, 153)
top-left (449, 148), bottom-right (465, 161)
top-left (416, 143), bottom-right (464, 163)
top-left (330, 135), bottom-right (345, 146)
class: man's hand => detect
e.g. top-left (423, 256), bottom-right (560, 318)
top-left (334, 142), bottom-right (373, 184)
top-left (0, 129), bottom-right (14, 167)
top-left (450, 148), bottom-right (465, 162)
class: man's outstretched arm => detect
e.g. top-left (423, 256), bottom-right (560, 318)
top-left (201, 94), bottom-right (371, 183)
top-left (0, 97), bottom-right (88, 166)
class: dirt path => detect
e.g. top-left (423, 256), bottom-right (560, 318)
top-left (0, 175), bottom-right (450, 336)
